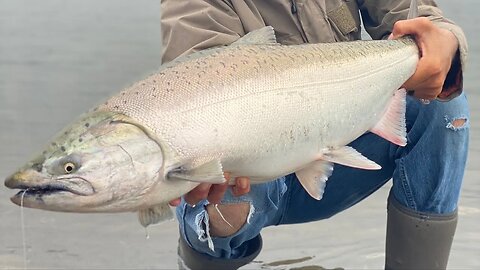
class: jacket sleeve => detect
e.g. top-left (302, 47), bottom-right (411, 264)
top-left (358, 0), bottom-right (468, 100)
top-left (161, 0), bottom-right (245, 64)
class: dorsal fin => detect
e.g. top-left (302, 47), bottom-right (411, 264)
top-left (232, 26), bottom-right (278, 46)
top-left (159, 26), bottom-right (278, 72)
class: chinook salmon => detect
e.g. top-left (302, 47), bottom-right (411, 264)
top-left (4, 21), bottom-right (419, 227)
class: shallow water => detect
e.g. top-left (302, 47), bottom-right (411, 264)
top-left (0, 0), bottom-right (478, 269)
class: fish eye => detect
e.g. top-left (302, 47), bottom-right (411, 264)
top-left (64, 162), bottom-right (76, 174)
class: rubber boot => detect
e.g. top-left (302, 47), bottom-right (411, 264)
top-left (177, 234), bottom-right (262, 270)
top-left (385, 195), bottom-right (458, 270)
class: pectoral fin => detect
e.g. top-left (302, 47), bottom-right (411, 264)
top-left (168, 160), bottom-right (226, 184)
top-left (138, 203), bottom-right (174, 227)
top-left (323, 146), bottom-right (381, 170)
top-left (295, 160), bottom-right (334, 200)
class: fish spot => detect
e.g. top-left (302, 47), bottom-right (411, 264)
top-left (123, 100), bottom-right (127, 104)
top-left (85, 123), bottom-right (90, 128)
top-left (32, 163), bottom-right (43, 172)
top-left (60, 146), bottom-right (66, 152)
top-left (78, 138), bottom-right (83, 143)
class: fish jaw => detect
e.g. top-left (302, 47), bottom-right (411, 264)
top-left (4, 111), bottom-right (166, 213)
top-left (6, 168), bottom-right (96, 210)
top-left (6, 171), bottom-right (98, 211)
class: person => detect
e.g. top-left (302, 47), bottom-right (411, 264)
top-left (161, 0), bottom-right (469, 269)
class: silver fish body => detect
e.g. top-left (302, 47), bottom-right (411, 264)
top-left (5, 27), bottom-right (418, 226)
top-left (101, 36), bottom-right (417, 185)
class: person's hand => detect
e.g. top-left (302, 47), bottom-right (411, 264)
top-left (389, 17), bottom-right (459, 101)
top-left (168, 172), bottom-right (251, 206)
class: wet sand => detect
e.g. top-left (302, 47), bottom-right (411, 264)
top-left (0, 0), bottom-right (478, 269)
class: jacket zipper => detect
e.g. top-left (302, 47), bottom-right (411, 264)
top-left (291, 0), bottom-right (298, 14)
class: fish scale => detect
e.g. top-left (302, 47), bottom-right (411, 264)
top-left (98, 37), bottom-right (418, 182)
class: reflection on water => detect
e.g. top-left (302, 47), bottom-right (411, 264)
top-left (0, 0), bottom-right (478, 269)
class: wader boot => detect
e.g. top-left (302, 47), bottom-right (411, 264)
top-left (385, 195), bottom-right (458, 270)
top-left (177, 234), bottom-right (262, 270)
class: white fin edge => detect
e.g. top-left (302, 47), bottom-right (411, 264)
top-left (295, 160), bottom-right (334, 200)
top-left (370, 88), bottom-right (407, 146)
top-left (323, 146), bottom-right (381, 170)
top-left (232, 26), bottom-right (278, 46)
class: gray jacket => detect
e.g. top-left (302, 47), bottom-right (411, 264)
top-left (161, 0), bottom-right (467, 100)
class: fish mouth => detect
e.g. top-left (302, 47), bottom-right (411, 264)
top-left (11, 180), bottom-right (94, 197)
top-left (5, 171), bottom-right (95, 206)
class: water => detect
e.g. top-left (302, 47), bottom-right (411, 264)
top-left (0, 0), bottom-right (478, 269)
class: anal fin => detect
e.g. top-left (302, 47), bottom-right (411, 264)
top-left (295, 160), bottom-right (334, 200)
top-left (370, 88), bottom-right (407, 146)
top-left (323, 146), bottom-right (381, 170)
top-left (138, 203), bottom-right (174, 227)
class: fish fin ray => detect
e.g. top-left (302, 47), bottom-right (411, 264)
top-left (138, 203), bottom-right (174, 227)
top-left (370, 88), bottom-right (407, 146)
top-left (168, 160), bottom-right (226, 184)
top-left (232, 26), bottom-right (278, 45)
top-left (295, 160), bottom-right (334, 200)
top-left (323, 146), bottom-right (381, 170)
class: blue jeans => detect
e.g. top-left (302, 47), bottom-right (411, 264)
top-left (177, 94), bottom-right (469, 259)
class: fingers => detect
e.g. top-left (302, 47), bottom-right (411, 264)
top-left (207, 182), bottom-right (229, 204)
top-left (232, 177), bottom-right (250, 196)
top-left (402, 58), bottom-right (444, 99)
top-left (184, 183), bottom-right (212, 205)
top-left (171, 173), bottom-right (251, 207)
top-left (390, 17), bottom-right (431, 39)
top-left (391, 18), bottom-right (459, 100)
top-left (181, 172), bottom-right (232, 206)
top-left (169, 197), bottom-right (181, 207)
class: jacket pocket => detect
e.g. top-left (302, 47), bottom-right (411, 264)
top-left (326, 0), bottom-right (361, 41)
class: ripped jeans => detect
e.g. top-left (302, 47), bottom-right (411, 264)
top-left (176, 93), bottom-right (469, 259)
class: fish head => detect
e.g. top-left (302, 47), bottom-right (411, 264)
top-left (4, 111), bottom-right (164, 212)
